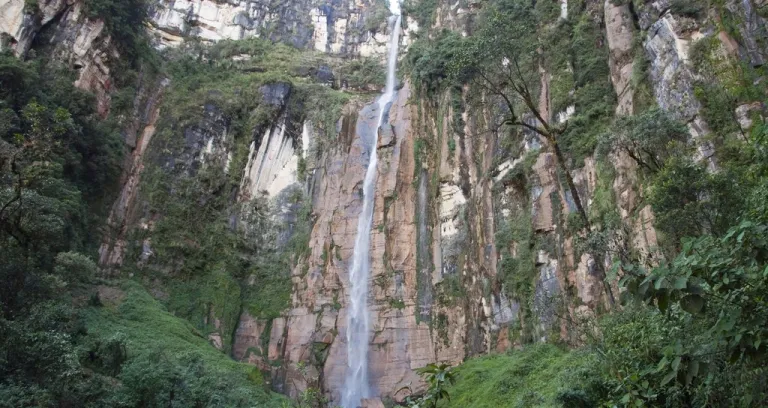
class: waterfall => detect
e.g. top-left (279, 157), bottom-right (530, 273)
top-left (341, 1), bottom-right (401, 407)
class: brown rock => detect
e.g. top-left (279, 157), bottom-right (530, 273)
top-left (360, 398), bottom-right (385, 408)
top-left (605, 0), bottom-right (636, 115)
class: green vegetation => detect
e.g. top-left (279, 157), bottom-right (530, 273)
top-left (403, 0), bottom-right (439, 29)
top-left (405, 0), bottom-right (615, 165)
top-left (496, 205), bottom-right (536, 342)
top-left (81, 282), bottom-right (286, 406)
top-left (405, 30), bottom-right (465, 97)
top-left (435, 345), bottom-right (599, 408)
top-left (129, 36), bottom-right (344, 352)
top-left (669, 0), bottom-right (706, 18)
top-left (596, 108), bottom-right (690, 173)
top-left (82, 0), bottom-right (151, 62)
top-left (0, 48), bottom-right (283, 406)
top-left (402, 1), bottom-right (768, 407)
top-left (689, 34), bottom-right (767, 138)
top-left (5, 0), bottom-right (768, 406)
top-left (337, 57), bottom-right (386, 90)
top-left (389, 298), bottom-right (406, 310)
top-left (1, 0), bottom-right (347, 402)
top-left (557, 11), bottom-right (617, 164)
top-left (404, 363), bottom-right (456, 408)
top-left (0, 51), bottom-right (123, 315)
top-left (364, 0), bottom-right (391, 33)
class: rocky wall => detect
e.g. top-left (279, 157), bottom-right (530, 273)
top-left (234, 1), bottom-right (768, 402)
top-left (7, 0), bottom-right (767, 405)
top-left (148, 0), bottom-right (417, 57)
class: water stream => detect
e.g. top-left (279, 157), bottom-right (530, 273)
top-left (340, 1), bottom-right (401, 406)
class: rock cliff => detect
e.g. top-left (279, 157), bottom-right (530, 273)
top-left (147, 0), bottom-right (417, 57)
top-left (3, 0), bottom-right (766, 405)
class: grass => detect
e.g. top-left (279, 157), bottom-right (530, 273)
top-left (166, 269), bottom-right (242, 352)
top-left (82, 281), bottom-right (287, 406)
top-left (438, 344), bottom-right (595, 408)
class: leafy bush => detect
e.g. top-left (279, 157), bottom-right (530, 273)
top-left (337, 57), bottom-right (385, 90)
top-left (648, 157), bottom-right (745, 249)
top-left (82, 0), bottom-right (150, 62)
top-left (404, 363), bottom-right (456, 408)
top-left (615, 216), bottom-right (768, 406)
top-left (82, 282), bottom-right (287, 407)
top-left (669, 0), bottom-right (706, 18)
top-left (436, 344), bottom-right (601, 407)
top-left (405, 30), bottom-right (466, 96)
top-left (597, 108), bottom-right (690, 173)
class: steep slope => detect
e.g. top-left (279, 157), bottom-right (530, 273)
top-left (2, 0), bottom-right (767, 407)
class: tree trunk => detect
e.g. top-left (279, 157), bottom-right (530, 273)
top-left (549, 137), bottom-right (589, 227)
top-left (550, 135), bottom-right (616, 306)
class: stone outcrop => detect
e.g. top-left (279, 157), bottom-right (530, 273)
top-left (1, 0), bottom-right (69, 55)
top-left (605, 0), bottom-right (636, 116)
top-left (645, 12), bottom-right (706, 126)
top-left (148, 0), bottom-right (417, 57)
top-left (1, 0), bottom-right (118, 116)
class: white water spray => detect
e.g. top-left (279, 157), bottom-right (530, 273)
top-left (341, 2), bottom-right (401, 407)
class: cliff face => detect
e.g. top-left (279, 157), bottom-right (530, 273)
top-left (147, 0), bottom-right (417, 57)
top-left (1, 0), bottom-right (118, 116)
top-left (4, 0), bottom-right (766, 405)
top-left (253, 1), bottom-right (767, 403)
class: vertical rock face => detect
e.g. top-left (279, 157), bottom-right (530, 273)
top-left (645, 13), bottom-right (705, 125)
top-left (1, 0), bottom-right (69, 55)
top-left (249, 83), bottom-right (465, 402)
top-left (147, 0), bottom-right (416, 57)
top-left (1, 1), bottom-right (118, 116)
top-left (605, 0), bottom-right (636, 116)
top-left (100, 81), bottom-right (168, 267)
top-left (11, 0), bottom-right (768, 405)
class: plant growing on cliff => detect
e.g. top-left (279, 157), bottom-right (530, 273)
top-left (82, 0), bottom-right (151, 62)
top-left (596, 108), bottom-right (690, 174)
top-left (402, 363), bottom-right (456, 408)
top-left (450, 5), bottom-right (590, 227)
top-left (446, 3), bottom-right (620, 306)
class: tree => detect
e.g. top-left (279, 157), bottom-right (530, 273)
top-left (448, 4), bottom-right (618, 303)
top-left (450, 6), bottom-right (589, 227)
top-left (596, 109), bottom-right (690, 174)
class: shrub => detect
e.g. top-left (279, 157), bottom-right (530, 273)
top-left (597, 108), bottom-right (690, 173)
top-left (82, 0), bottom-right (150, 61)
top-left (648, 157), bottom-right (745, 248)
top-left (405, 30), bottom-right (466, 96)
top-left (669, 0), bottom-right (705, 18)
top-left (338, 57), bottom-right (385, 90)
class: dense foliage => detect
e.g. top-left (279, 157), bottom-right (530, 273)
top-left (81, 0), bottom-right (151, 63)
top-left (0, 49), bottom-right (288, 406)
top-left (1, 2), bottom-right (352, 403)
top-left (4, 0), bottom-right (768, 406)
top-left (0, 52), bottom-right (122, 318)
top-left (402, 0), bottom-right (768, 407)
top-left (124, 36), bottom-right (354, 355)
top-left (433, 345), bottom-right (602, 408)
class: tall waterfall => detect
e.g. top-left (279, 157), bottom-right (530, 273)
top-left (341, 1), bottom-right (401, 407)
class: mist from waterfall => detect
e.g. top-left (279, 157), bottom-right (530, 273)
top-left (340, 1), bottom-right (401, 407)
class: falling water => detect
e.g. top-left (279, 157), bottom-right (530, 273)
top-left (341, 1), bottom-right (401, 407)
